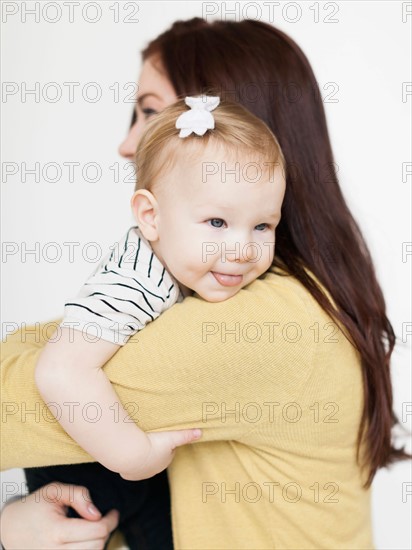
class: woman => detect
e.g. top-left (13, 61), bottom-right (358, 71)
top-left (1, 17), bottom-right (409, 549)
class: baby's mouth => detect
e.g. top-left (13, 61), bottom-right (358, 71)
top-left (211, 271), bottom-right (244, 287)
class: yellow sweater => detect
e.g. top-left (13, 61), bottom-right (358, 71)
top-left (1, 267), bottom-right (374, 549)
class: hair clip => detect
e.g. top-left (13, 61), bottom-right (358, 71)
top-left (175, 95), bottom-right (220, 138)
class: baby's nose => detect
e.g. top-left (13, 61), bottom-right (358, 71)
top-left (224, 237), bottom-right (258, 263)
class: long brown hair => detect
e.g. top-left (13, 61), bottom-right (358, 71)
top-left (138, 17), bottom-right (410, 488)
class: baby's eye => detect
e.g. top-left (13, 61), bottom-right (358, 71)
top-left (208, 218), bottom-right (226, 228)
top-left (255, 223), bottom-right (269, 231)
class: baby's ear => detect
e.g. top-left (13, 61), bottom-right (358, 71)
top-left (130, 190), bottom-right (160, 241)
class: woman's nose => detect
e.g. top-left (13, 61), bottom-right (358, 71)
top-left (118, 122), bottom-right (140, 160)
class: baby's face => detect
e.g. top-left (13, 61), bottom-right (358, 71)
top-left (150, 145), bottom-right (286, 303)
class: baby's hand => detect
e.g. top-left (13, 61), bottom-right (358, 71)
top-left (119, 427), bottom-right (202, 481)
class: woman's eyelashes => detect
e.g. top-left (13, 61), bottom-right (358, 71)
top-left (206, 219), bottom-right (271, 231)
top-left (133, 106), bottom-right (158, 123)
top-left (142, 107), bottom-right (158, 118)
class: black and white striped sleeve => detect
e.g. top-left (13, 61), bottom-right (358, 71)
top-left (60, 226), bottom-right (183, 345)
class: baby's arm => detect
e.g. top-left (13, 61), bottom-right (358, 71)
top-left (35, 329), bottom-right (154, 479)
top-left (35, 227), bottom-right (184, 480)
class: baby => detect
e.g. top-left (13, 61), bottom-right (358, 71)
top-left (35, 95), bottom-right (286, 482)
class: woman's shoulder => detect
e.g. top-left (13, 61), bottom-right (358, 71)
top-left (246, 264), bottom-right (336, 324)
top-left (181, 263), bottom-right (335, 329)
top-left (171, 264), bottom-right (337, 359)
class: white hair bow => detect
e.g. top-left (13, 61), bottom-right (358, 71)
top-left (175, 95), bottom-right (220, 138)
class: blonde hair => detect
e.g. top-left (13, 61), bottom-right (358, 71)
top-left (134, 97), bottom-right (285, 193)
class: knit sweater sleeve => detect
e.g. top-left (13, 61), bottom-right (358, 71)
top-left (1, 272), bottom-right (316, 470)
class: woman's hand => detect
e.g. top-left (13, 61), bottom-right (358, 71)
top-left (0, 482), bottom-right (119, 549)
top-left (120, 427), bottom-right (202, 481)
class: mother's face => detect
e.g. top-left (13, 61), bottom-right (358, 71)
top-left (118, 57), bottom-right (178, 160)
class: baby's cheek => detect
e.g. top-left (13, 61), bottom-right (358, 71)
top-left (262, 238), bottom-right (275, 264)
top-left (171, 258), bottom-right (195, 283)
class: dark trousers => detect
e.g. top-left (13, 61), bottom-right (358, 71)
top-left (24, 463), bottom-right (173, 550)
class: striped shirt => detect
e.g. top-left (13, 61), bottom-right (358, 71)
top-left (60, 226), bottom-right (183, 344)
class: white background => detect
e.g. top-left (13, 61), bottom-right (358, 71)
top-left (1, 1), bottom-right (411, 548)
